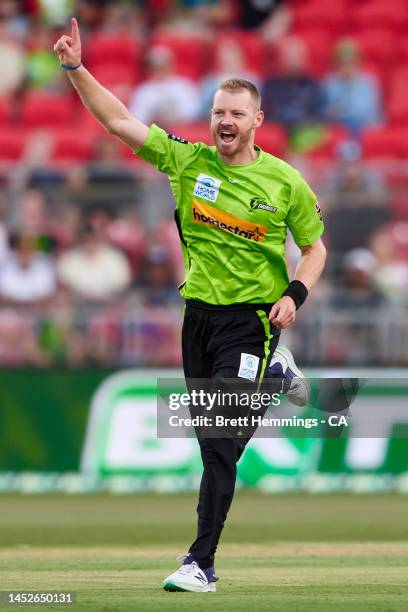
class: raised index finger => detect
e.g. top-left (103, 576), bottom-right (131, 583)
top-left (71, 17), bottom-right (80, 42)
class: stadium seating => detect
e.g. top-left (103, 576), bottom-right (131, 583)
top-left (51, 128), bottom-right (95, 162)
top-left (361, 127), bottom-right (408, 159)
top-left (0, 98), bottom-right (9, 125)
top-left (352, 29), bottom-right (396, 69)
top-left (387, 67), bottom-right (408, 127)
top-left (1, 8), bottom-right (407, 168)
top-left (290, 30), bottom-right (333, 76)
top-left (293, 1), bottom-right (348, 35)
top-left (396, 38), bottom-right (408, 78)
top-left (0, 129), bottom-right (26, 161)
top-left (148, 34), bottom-right (209, 80)
top-left (211, 31), bottom-right (265, 77)
top-left (253, 123), bottom-right (288, 158)
top-left (305, 126), bottom-right (349, 160)
top-left (85, 34), bottom-right (143, 82)
top-left (169, 122), bottom-right (212, 145)
top-left (21, 93), bottom-right (73, 128)
top-left (349, 0), bottom-right (408, 33)
top-left (91, 63), bottom-right (138, 102)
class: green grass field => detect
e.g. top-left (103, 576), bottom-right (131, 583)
top-left (0, 492), bottom-right (407, 611)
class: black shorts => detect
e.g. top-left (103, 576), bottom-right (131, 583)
top-left (182, 299), bottom-right (281, 437)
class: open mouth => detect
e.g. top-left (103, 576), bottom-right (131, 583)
top-left (220, 132), bottom-right (237, 144)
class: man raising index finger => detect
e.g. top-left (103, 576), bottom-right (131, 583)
top-left (53, 20), bottom-right (326, 594)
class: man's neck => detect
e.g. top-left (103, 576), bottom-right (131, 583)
top-left (218, 144), bottom-right (259, 166)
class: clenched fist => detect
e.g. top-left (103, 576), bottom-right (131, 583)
top-left (53, 17), bottom-right (81, 68)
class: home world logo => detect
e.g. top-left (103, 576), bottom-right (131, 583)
top-left (193, 173), bottom-right (221, 203)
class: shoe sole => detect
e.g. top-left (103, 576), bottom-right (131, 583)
top-left (163, 581), bottom-right (216, 593)
top-left (273, 344), bottom-right (310, 407)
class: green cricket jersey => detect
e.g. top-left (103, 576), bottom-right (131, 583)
top-left (136, 124), bottom-right (324, 305)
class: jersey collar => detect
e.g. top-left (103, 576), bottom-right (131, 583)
top-left (215, 145), bottom-right (264, 170)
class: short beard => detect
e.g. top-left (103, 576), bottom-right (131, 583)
top-left (214, 128), bottom-right (253, 156)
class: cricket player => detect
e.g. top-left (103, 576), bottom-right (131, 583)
top-left (54, 18), bottom-right (327, 593)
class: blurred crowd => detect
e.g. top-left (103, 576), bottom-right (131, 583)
top-left (0, 1), bottom-right (387, 137)
top-left (0, 0), bottom-right (407, 367)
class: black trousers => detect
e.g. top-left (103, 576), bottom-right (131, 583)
top-left (182, 299), bottom-right (280, 569)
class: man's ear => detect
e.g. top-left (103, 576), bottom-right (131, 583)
top-left (254, 110), bottom-right (264, 129)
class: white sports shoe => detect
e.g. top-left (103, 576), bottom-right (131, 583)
top-left (163, 559), bottom-right (216, 592)
top-left (268, 343), bottom-right (311, 407)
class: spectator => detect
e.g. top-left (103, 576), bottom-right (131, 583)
top-left (36, 0), bottom-right (73, 27)
top-left (139, 306), bottom-right (182, 365)
top-left (77, 0), bottom-right (109, 32)
top-left (108, 210), bottom-right (146, 277)
top-left (0, 16), bottom-right (25, 96)
top-left (128, 45), bottom-right (200, 127)
top-left (327, 248), bottom-right (388, 365)
top-left (16, 188), bottom-right (62, 252)
top-left (235, 0), bottom-right (291, 41)
top-left (152, 0), bottom-right (233, 35)
top-left (323, 38), bottom-right (382, 134)
top-left (57, 223), bottom-right (131, 301)
top-left (0, 222), bottom-right (8, 264)
top-left (371, 224), bottom-right (408, 306)
top-left (331, 248), bottom-right (385, 310)
top-left (262, 36), bottom-right (324, 135)
top-left (18, 188), bottom-right (48, 236)
top-left (86, 205), bottom-right (146, 277)
top-left (0, 309), bottom-right (49, 366)
top-left (323, 141), bottom-right (390, 273)
top-left (67, 135), bottom-right (138, 208)
top-left (153, 219), bottom-right (185, 284)
top-left (0, 233), bottom-right (56, 304)
top-left (25, 24), bottom-right (65, 91)
top-left (0, 0), bottom-right (29, 39)
top-left (102, 1), bottom-right (144, 36)
top-left (136, 244), bottom-right (180, 306)
top-left (200, 39), bottom-right (261, 117)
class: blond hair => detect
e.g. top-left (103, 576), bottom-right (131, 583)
top-left (218, 78), bottom-right (261, 110)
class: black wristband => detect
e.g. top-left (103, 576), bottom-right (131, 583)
top-left (282, 280), bottom-right (308, 310)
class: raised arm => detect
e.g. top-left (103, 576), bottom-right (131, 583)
top-left (53, 18), bottom-right (148, 150)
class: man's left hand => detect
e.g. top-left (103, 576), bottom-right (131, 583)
top-left (269, 296), bottom-right (296, 329)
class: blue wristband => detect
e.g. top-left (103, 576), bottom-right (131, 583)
top-left (61, 62), bottom-right (82, 71)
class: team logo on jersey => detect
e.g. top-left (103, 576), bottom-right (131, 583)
top-left (249, 197), bottom-right (278, 213)
top-left (193, 173), bottom-right (222, 203)
top-left (168, 133), bottom-right (188, 144)
top-left (192, 200), bottom-right (267, 242)
top-left (315, 201), bottom-right (323, 221)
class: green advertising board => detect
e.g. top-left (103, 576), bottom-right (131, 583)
top-left (81, 370), bottom-right (408, 491)
top-left (0, 369), bottom-right (407, 492)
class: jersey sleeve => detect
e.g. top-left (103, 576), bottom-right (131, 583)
top-left (134, 123), bottom-right (201, 175)
top-left (286, 174), bottom-right (324, 246)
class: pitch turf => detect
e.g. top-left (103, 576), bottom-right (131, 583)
top-left (0, 492), bottom-right (407, 611)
